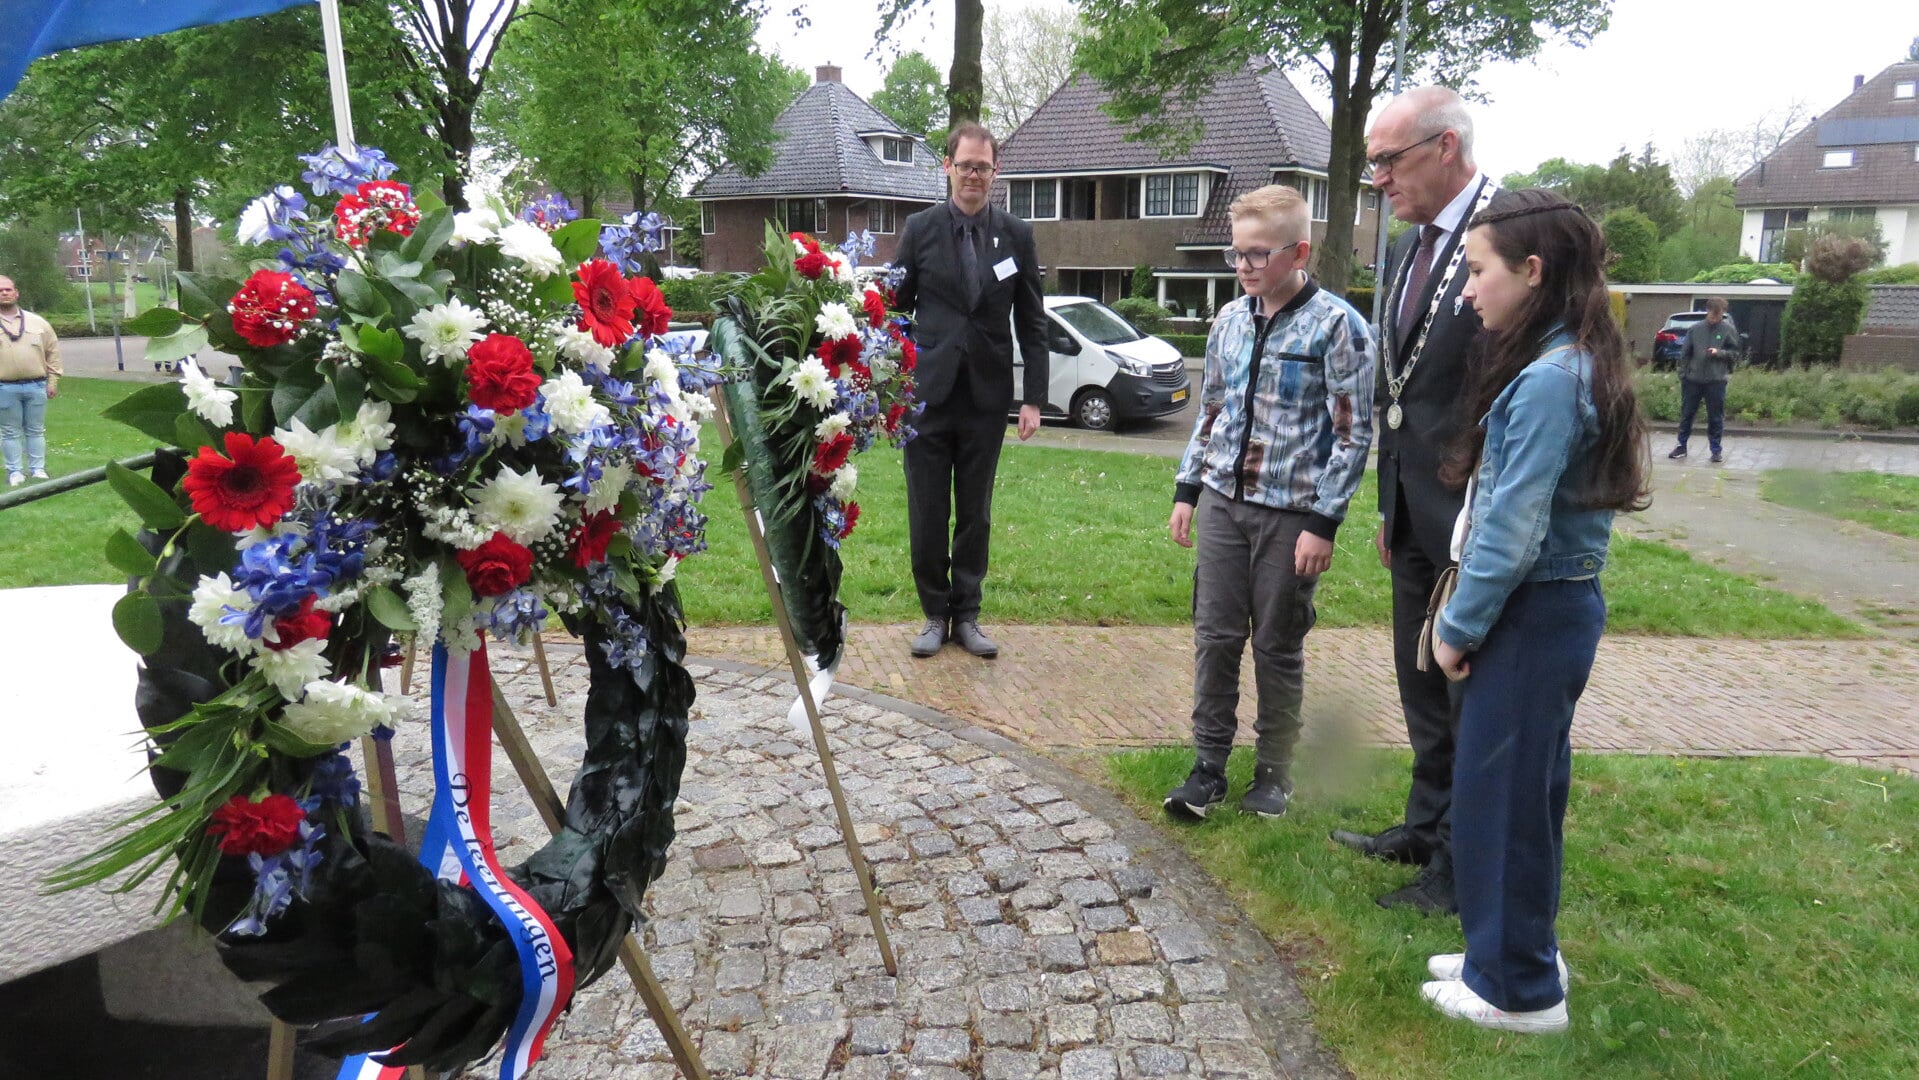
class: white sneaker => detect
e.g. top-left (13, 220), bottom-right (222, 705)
top-left (1421, 979), bottom-right (1569, 1033)
top-left (29, 470), bottom-right (48, 480)
top-left (6, 472), bottom-right (22, 487)
top-left (1427, 952), bottom-right (1569, 992)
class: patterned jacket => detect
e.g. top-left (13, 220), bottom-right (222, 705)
top-left (1174, 280), bottom-right (1378, 538)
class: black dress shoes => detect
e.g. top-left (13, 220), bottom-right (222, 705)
top-left (1376, 861), bottom-right (1457, 915)
top-left (1329, 823), bottom-right (1433, 866)
top-left (951, 620), bottom-right (999, 658)
top-left (910, 618), bottom-right (948, 658)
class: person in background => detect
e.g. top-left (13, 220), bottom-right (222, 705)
top-left (1668, 297), bottom-right (1739, 464)
top-left (1160, 184), bottom-right (1377, 820)
top-left (0, 275), bottom-right (62, 487)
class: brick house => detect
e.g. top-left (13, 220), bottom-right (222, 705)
top-left (1736, 59), bottom-right (1919, 265)
top-left (693, 65), bottom-right (944, 272)
top-left (989, 62), bottom-right (1382, 317)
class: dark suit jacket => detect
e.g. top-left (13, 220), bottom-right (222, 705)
top-left (1376, 176), bottom-right (1492, 561)
top-left (894, 202), bottom-right (1049, 413)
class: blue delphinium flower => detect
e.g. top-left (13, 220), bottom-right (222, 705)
top-left (521, 194), bottom-right (579, 230)
top-left (487, 589), bottom-right (549, 643)
top-left (307, 752), bottom-right (362, 807)
top-left (840, 230), bottom-right (878, 267)
top-left (600, 210), bottom-right (666, 273)
top-left (299, 144), bottom-right (397, 197)
top-left (226, 820), bottom-right (325, 937)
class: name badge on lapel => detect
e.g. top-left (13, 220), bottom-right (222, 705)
top-left (993, 257), bottom-right (1018, 282)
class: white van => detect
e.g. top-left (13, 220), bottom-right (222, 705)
top-left (1015, 296), bottom-right (1191, 431)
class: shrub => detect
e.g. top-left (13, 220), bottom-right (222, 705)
top-left (1111, 296), bottom-right (1170, 334)
top-left (1131, 263), bottom-right (1154, 300)
top-left (1780, 273), bottom-right (1868, 366)
top-left (656, 273), bottom-right (739, 317)
top-left (1161, 333), bottom-right (1208, 358)
top-left (0, 220), bottom-right (78, 312)
top-left (1633, 368), bottom-right (1919, 430)
top-left (1344, 287), bottom-right (1376, 316)
top-left (1691, 261), bottom-right (1797, 284)
top-left (1601, 208), bottom-right (1660, 284)
top-left (1860, 263), bottom-right (1919, 285)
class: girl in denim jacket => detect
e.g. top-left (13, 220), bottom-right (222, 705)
top-left (1420, 189), bottom-right (1651, 1034)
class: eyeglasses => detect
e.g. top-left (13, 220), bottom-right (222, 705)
top-left (950, 162), bottom-right (996, 178)
top-left (1221, 242), bottom-right (1301, 269)
top-left (1365, 131), bottom-right (1444, 175)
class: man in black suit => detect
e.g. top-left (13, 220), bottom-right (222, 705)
top-left (892, 121), bottom-right (1049, 660)
top-left (1330, 87), bottom-right (1495, 914)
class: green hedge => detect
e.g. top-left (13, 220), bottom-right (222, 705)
top-left (1634, 369), bottom-right (1919, 430)
top-left (1161, 333), bottom-right (1208, 358)
top-left (1111, 297), bottom-right (1171, 334)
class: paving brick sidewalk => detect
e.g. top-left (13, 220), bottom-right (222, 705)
top-left (684, 625), bottom-right (1919, 777)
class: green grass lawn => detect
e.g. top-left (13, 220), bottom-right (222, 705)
top-left (0, 378), bottom-right (1865, 639)
top-left (1760, 470), bottom-right (1919, 541)
top-left (1106, 747), bottom-right (1919, 1079)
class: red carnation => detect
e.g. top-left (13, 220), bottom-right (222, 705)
top-left (183, 432), bottom-right (302, 533)
top-left (862, 289), bottom-right (888, 328)
top-left (207, 793), bottom-right (307, 857)
top-left (571, 510), bottom-right (622, 569)
top-left (267, 595), bottom-right (333, 652)
top-left (465, 334), bottom-right (542, 414)
top-left (630, 276), bottom-right (673, 339)
top-left (456, 532), bottom-right (535, 597)
top-left (228, 270), bottom-right (317, 348)
top-left (840, 501), bottom-right (861, 539)
top-left (885, 401), bottom-right (909, 433)
top-left (812, 431), bottom-right (855, 475)
top-left (895, 334), bottom-right (918, 371)
top-left (789, 232), bottom-right (822, 253)
top-left (332, 180), bottom-right (419, 247)
top-left (573, 259), bottom-right (639, 347)
top-left (794, 250), bottom-right (830, 280)
top-left (818, 334), bottom-right (863, 376)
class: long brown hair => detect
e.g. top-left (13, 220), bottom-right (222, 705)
top-left (1441, 188), bottom-right (1650, 512)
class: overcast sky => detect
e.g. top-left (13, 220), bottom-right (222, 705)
top-left (756, 0), bottom-right (1916, 178)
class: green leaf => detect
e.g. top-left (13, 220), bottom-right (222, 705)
top-left (440, 562), bottom-right (473, 640)
top-left (174, 273), bottom-right (219, 321)
top-left (146, 325), bottom-right (210, 365)
top-left (241, 385), bottom-right (271, 432)
top-left (174, 411), bottom-right (217, 452)
top-left (333, 361), bottom-right (367, 418)
top-left (364, 585), bottom-right (419, 632)
top-left (105, 529), bottom-right (157, 577)
top-left (334, 270), bottom-right (388, 318)
top-left (102, 381), bottom-right (191, 443)
top-left (113, 591), bottom-right (165, 656)
top-left (414, 189), bottom-right (447, 215)
top-left (290, 380), bottom-right (340, 432)
top-left (107, 460), bottom-right (186, 531)
top-left (400, 207), bottom-right (456, 265)
top-left (720, 437), bottom-right (745, 477)
top-left (551, 219), bottom-right (603, 265)
top-left (535, 272), bottom-right (577, 307)
top-left (185, 522), bottom-right (236, 576)
top-left (386, 274), bottom-right (442, 309)
top-left (271, 360), bottom-right (326, 427)
top-left (125, 307), bottom-right (186, 336)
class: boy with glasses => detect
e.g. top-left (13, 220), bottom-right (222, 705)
top-left (1163, 185), bottom-right (1377, 820)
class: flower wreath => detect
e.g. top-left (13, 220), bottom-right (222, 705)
top-left (712, 225), bottom-right (920, 668)
top-left (62, 148), bottom-right (716, 1073)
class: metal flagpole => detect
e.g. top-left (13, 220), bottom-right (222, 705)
top-left (318, 0), bottom-right (356, 150)
top-left (1370, 0), bottom-right (1409, 331)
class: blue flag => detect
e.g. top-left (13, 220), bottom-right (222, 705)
top-left (1, 0), bottom-right (317, 100)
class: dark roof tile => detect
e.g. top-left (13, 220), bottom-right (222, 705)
top-left (1735, 61), bottom-right (1919, 207)
top-left (695, 82), bottom-right (945, 201)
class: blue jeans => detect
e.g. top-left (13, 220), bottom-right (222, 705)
top-left (1676, 378), bottom-right (1724, 454)
top-left (0, 379), bottom-right (49, 475)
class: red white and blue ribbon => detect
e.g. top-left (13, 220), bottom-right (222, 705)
top-left (336, 637), bottom-right (576, 1079)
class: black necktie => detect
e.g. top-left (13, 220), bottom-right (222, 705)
top-left (1396, 224), bottom-right (1445, 351)
top-left (959, 222), bottom-right (982, 307)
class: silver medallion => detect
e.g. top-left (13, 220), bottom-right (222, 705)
top-left (1387, 402), bottom-right (1403, 430)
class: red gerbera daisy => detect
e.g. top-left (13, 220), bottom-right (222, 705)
top-left (573, 259), bottom-right (639, 346)
top-left (570, 509), bottom-right (623, 568)
top-left (267, 595), bottom-right (333, 652)
top-left (206, 793), bottom-right (307, 857)
top-left (840, 501), bottom-right (861, 539)
top-left (630, 276), bottom-right (673, 339)
top-left (812, 431), bottom-right (855, 475)
top-left (183, 432), bottom-right (302, 533)
top-left (228, 270), bottom-right (318, 348)
top-left (817, 334), bottom-right (863, 375)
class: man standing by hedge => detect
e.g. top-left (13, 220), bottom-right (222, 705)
top-left (1670, 297), bottom-right (1739, 464)
top-left (0, 274), bottom-right (61, 487)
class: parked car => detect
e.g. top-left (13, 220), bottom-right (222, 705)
top-left (1651, 310), bottom-right (1708, 369)
top-left (1013, 296), bottom-right (1190, 430)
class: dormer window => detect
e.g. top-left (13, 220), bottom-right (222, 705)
top-left (878, 136), bottom-right (914, 163)
top-left (1823, 149), bottom-right (1854, 168)
top-left (1896, 81), bottom-right (1916, 99)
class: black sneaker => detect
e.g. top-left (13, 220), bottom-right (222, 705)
top-left (1163, 763), bottom-right (1228, 821)
top-left (1710, 449), bottom-right (1723, 463)
top-left (1667, 445), bottom-right (1686, 459)
top-left (1377, 862), bottom-right (1458, 915)
top-left (1238, 765), bottom-right (1291, 818)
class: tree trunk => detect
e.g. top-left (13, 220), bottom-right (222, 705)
top-left (173, 189), bottom-right (195, 273)
top-left (947, 0), bottom-right (985, 129)
top-left (1317, 40), bottom-right (1358, 295)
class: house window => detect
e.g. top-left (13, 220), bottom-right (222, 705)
top-left (701, 203), bottom-right (715, 235)
top-left (1062, 179), bottom-right (1097, 220)
top-left (1172, 174), bottom-right (1200, 216)
top-left (1144, 175), bottom-right (1172, 216)
top-left (1009, 180), bottom-right (1058, 220)
top-left (1823, 149), bottom-right (1855, 168)
top-left (1896, 81), bottom-right (1916, 99)
top-left (781, 198), bottom-right (829, 234)
top-left (880, 136), bottom-right (914, 163)
top-left (868, 200), bottom-right (896, 234)
top-left (1759, 207), bottom-right (1810, 261)
top-left (1828, 206), bottom-right (1875, 224)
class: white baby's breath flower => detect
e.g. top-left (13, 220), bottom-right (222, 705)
top-left (814, 413), bottom-right (851, 440)
top-left (790, 356), bottom-right (835, 410)
top-left (829, 464), bottom-right (859, 501)
top-left (541, 369), bottom-right (611, 435)
top-left (815, 302), bottom-right (858, 341)
top-left (469, 464), bottom-right (565, 544)
top-left (556, 324), bottom-right (615, 370)
top-left (450, 205), bottom-right (502, 246)
top-left (254, 638), bottom-right (332, 699)
top-left (274, 418), bottom-right (360, 485)
top-left (280, 681), bottom-right (401, 744)
top-left (179, 358), bottom-right (237, 428)
top-left (188, 573), bottom-right (257, 655)
top-left (403, 298), bottom-right (489, 364)
top-left (499, 219), bottom-right (565, 277)
top-left (680, 393), bottom-right (714, 422)
top-left (584, 462), bottom-right (633, 514)
top-left (403, 563), bottom-right (443, 645)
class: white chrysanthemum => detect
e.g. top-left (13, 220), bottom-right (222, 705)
top-left (404, 298), bottom-right (489, 364)
top-left (680, 393), bottom-right (714, 422)
top-left (469, 464), bottom-right (565, 544)
top-left (829, 464), bottom-right (859, 501)
top-left (826, 251), bottom-right (853, 283)
top-left (499, 219), bottom-right (565, 277)
top-left (643, 348), bottom-right (679, 390)
top-left (179, 358), bottom-right (237, 428)
top-left (450, 205), bottom-right (502, 246)
top-left (556, 324), bottom-right (615, 370)
top-left (542, 369), bottom-right (611, 435)
top-left (815, 302), bottom-right (858, 341)
top-left (584, 462), bottom-right (633, 514)
top-left (280, 680), bottom-right (400, 744)
top-left (651, 555), bottom-right (679, 595)
top-left (188, 573), bottom-right (257, 655)
top-left (237, 520), bottom-right (308, 550)
top-left (336, 400), bottom-right (395, 467)
top-left (274, 418), bottom-right (360, 485)
top-left (814, 413), bottom-right (851, 440)
top-left (236, 185), bottom-right (302, 245)
top-left (403, 563), bottom-right (443, 645)
top-left (791, 356), bottom-right (835, 410)
top-left (254, 638), bottom-right (332, 699)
